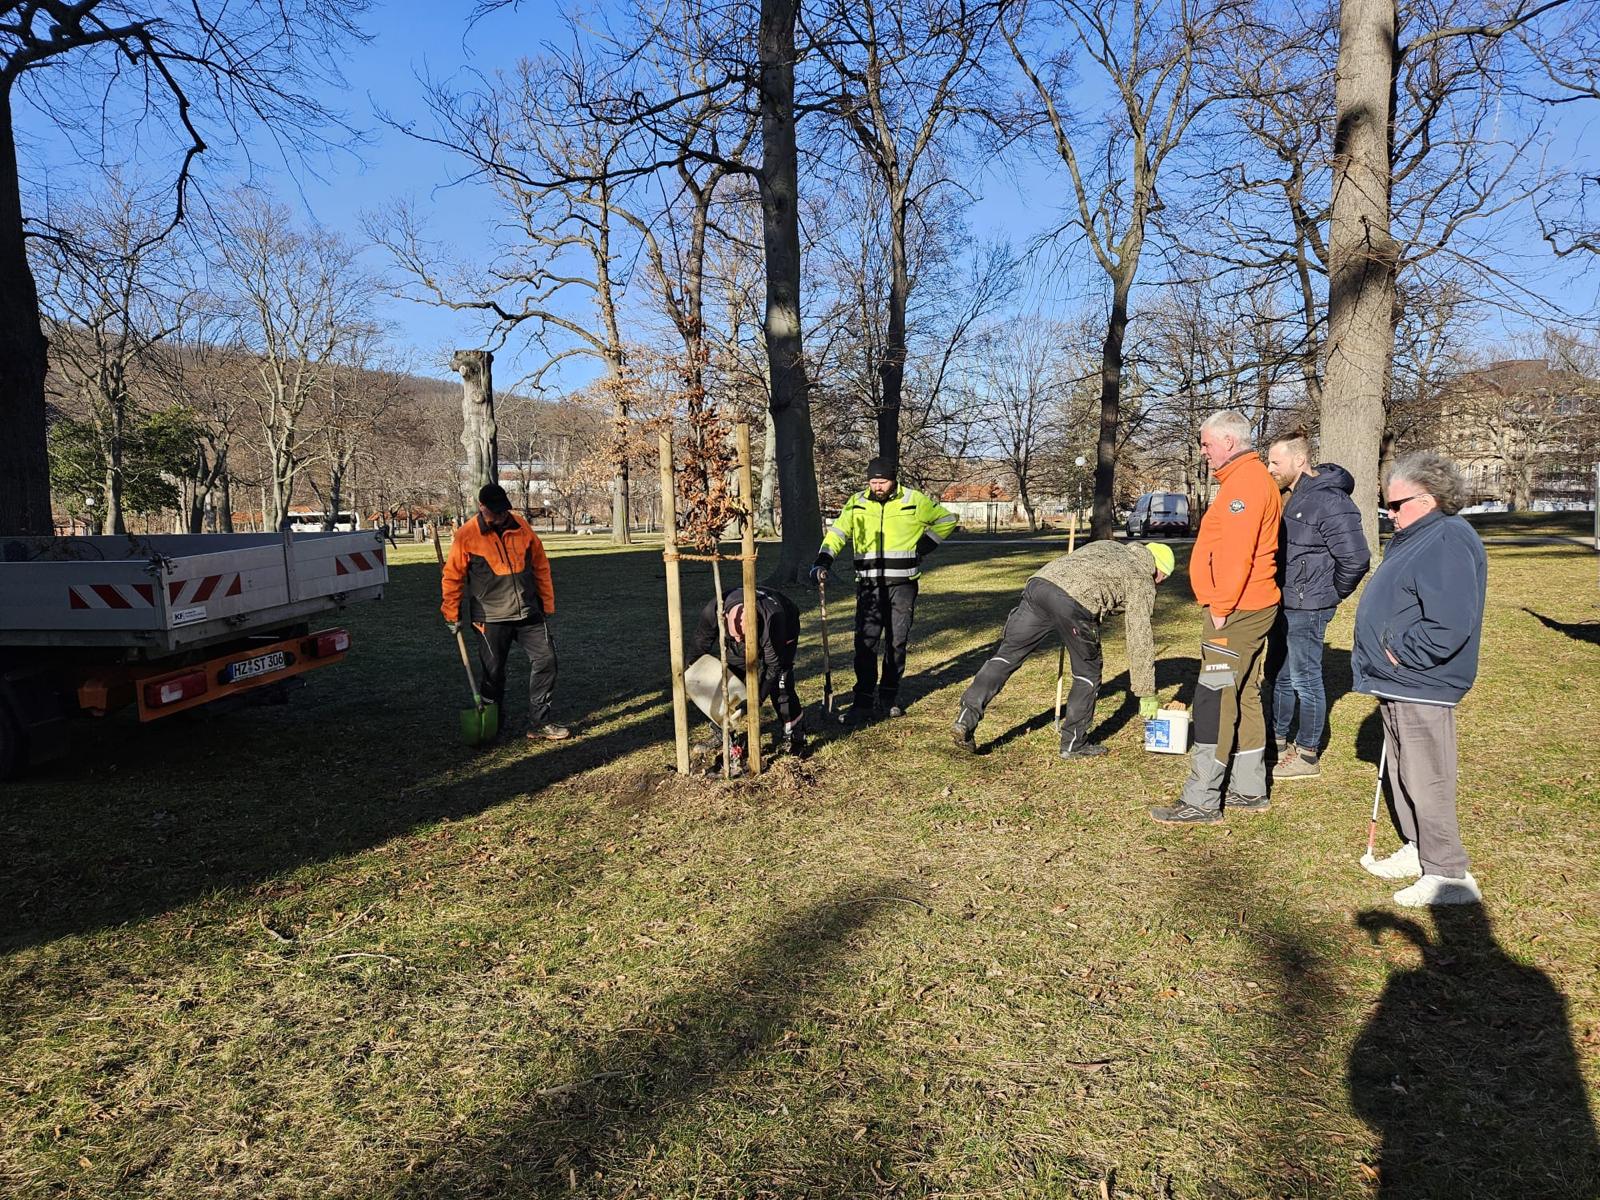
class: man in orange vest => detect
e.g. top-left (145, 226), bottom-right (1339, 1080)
top-left (441, 484), bottom-right (570, 742)
top-left (1151, 411), bottom-right (1281, 824)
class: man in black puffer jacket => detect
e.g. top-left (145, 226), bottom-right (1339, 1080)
top-left (1265, 430), bottom-right (1371, 779)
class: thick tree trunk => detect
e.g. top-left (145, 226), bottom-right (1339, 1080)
top-left (1091, 283), bottom-right (1132, 541)
top-left (104, 443), bottom-right (126, 535)
top-left (1322, 0), bottom-right (1398, 552)
top-left (759, 0), bottom-right (823, 583)
top-left (613, 445), bottom-right (630, 541)
top-left (452, 349), bottom-right (499, 494)
top-left (758, 407), bottom-right (779, 535)
top-left (327, 464), bottom-right (346, 531)
top-left (0, 87), bottom-right (53, 535)
top-left (219, 464), bottom-right (234, 533)
top-left (877, 192), bottom-right (910, 466)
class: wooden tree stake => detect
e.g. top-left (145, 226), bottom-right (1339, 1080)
top-left (659, 429), bottom-right (690, 774)
top-left (738, 422), bottom-right (762, 776)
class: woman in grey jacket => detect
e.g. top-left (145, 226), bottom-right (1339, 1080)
top-left (1352, 451), bottom-right (1487, 907)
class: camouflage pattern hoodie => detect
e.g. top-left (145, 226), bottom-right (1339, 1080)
top-left (1031, 541), bottom-right (1160, 697)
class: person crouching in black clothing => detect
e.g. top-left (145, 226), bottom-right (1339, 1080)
top-left (690, 586), bottom-right (806, 758)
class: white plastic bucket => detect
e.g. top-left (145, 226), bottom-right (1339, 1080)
top-left (1144, 708), bottom-right (1190, 754)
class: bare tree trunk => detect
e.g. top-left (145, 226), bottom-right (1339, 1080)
top-left (1092, 280), bottom-right (1132, 541)
top-left (758, 407), bottom-right (779, 535)
top-left (452, 349), bottom-right (499, 494)
top-left (1322, 0), bottom-right (1399, 551)
top-left (759, 0), bottom-right (823, 583)
top-left (877, 190), bottom-right (910, 465)
top-left (612, 412), bottom-right (631, 542)
top-left (103, 438), bottom-right (126, 535)
top-left (219, 463), bottom-right (234, 533)
top-left (0, 88), bottom-right (52, 535)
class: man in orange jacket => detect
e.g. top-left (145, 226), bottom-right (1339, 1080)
top-left (441, 484), bottom-right (570, 741)
top-left (1151, 411), bottom-right (1281, 824)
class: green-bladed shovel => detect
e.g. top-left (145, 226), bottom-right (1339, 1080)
top-left (435, 527), bottom-right (500, 746)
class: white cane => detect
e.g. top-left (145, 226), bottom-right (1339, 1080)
top-left (1364, 743), bottom-right (1388, 860)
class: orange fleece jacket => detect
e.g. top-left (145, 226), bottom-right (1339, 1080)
top-left (1191, 451), bottom-right (1282, 618)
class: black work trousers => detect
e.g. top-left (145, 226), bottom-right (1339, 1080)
top-left (477, 616), bottom-right (558, 729)
top-left (957, 577), bottom-right (1102, 752)
top-left (853, 580), bottom-right (918, 705)
top-left (728, 660), bottom-right (805, 735)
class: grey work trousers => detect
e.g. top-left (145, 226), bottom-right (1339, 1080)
top-left (1380, 699), bottom-right (1469, 878)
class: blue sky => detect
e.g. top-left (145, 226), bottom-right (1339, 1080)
top-left (22, 0), bottom-right (1600, 386)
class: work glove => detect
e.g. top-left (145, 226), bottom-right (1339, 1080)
top-left (445, 620), bottom-right (460, 636)
top-left (807, 561), bottom-right (830, 586)
top-left (1139, 696), bottom-right (1161, 719)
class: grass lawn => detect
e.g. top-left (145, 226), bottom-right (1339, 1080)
top-left (3, 533), bottom-right (1598, 1198)
top-left (1462, 510), bottom-right (1595, 539)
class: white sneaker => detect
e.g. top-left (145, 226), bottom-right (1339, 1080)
top-left (1393, 873), bottom-right (1482, 908)
top-left (1360, 842), bottom-right (1421, 880)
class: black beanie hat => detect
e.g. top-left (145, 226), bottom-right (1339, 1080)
top-left (478, 483), bottom-right (513, 513)
top-left (865, 456), bottom-right (895, 481)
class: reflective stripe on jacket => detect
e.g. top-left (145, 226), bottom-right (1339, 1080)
top-left (817, 485), bottom-right (958, 583)
top-left (1191, 452), bottom-right (1282, 618)
top-left (440, 513), bottom-right (555, 625)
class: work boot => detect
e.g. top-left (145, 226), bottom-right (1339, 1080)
top-left (1394, 872), bottom-right (1481, 908)
top-left (1149, 802), bottom-right (1223, 825)
top-left (885, 703), bottom-right (906, 718)
top-left (950, 722), bottom-right (977, 754)
top-left (1273, 750), bottom-right (1321, 780)
top-left (528, 723), bottom-right (572, 741)
top-left (1361, 842), bottom-right (1421, 880)
top-left (1060, 743), bottom-right (1109, 760)
top-left (840, 700), bottom-right (874, 726)
top-left (1226, 790), bottom-right (1270, 813)
top-left (776, 728), bottom-right (807, 758)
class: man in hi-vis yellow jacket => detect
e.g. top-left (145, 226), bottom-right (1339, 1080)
top-left (810, 457), bottom-right (957, 723)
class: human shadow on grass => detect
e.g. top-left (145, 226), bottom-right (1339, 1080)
top-left (0, 553), bottom-right (687, 953)
top-left (1349, 906), bottom-right (1600, 1199)
top-left (977, 657), bottom-right (1199, 755)
top-left (1522, 607), bottom-right (1600, 647)
top-left (368, 880), bottom-right (931, 1198)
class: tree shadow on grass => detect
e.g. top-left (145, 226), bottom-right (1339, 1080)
top-left (1170, 864), bottom-right (1354, 1193)
top-left (0, 553), bottom-right (684, 953)
top-left (366, 880), bottom-right (932, 1198)
top-left (1349, 906), bottom-right (1600, 1198)
top-left (1522, 607), bottom-right (1600, 648)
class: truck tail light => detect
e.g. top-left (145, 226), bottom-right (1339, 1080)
top-left (312, 629), bottom-right (350, 657)
top-left (143, 670), bottom-right (208, 709)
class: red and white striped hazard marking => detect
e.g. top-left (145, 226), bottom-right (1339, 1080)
top-left (67, 572), bottom-right (242, 610)
top-left (334, 549), bottom-right (384, 576)
top-left (68, 583), bottom-right (156, 610)
top-left (167, 573), bottom-right (243, 606)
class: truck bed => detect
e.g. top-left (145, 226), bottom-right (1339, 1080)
top-left (0, 531), bottom-right (388, 656)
